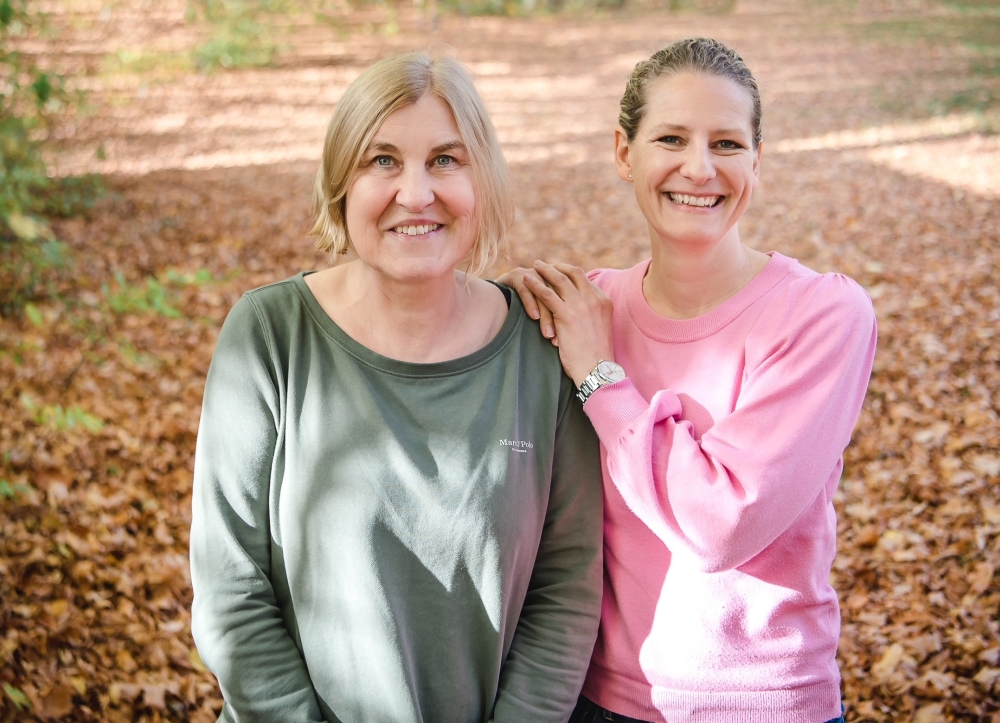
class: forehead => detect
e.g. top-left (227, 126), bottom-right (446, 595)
top-left (641, 71), bottom-right (754, 135)
top-left (370, 93), bottom-right (463, 147)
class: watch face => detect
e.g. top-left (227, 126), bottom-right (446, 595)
top-left (597, 360), bottom-right (626, 383)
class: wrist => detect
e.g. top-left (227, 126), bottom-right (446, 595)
top-left (570, 359), bottom-right (603, 389)
top-left (576, 359), bottom-right (626, 405)
top-left (570, 351), bottom-right (616, 388)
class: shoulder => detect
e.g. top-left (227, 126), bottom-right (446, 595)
top-left (239, 275), bottom-right (305, 318)
top-left (225, 274), bottom-right (315, 333)
top-left (741, 256), bottom-right (877, 373)
top-left (764, 256), bottom-right (875, 331)
top-left (587, 261), bottom-right (645, 300)
top-left (746, 257), bottom-right (876, 368)
top-left (215, 275), bottom-right (307, 357)
top-left (496, 292), bottom-right (580, 411)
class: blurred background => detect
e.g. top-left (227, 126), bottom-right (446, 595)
top-left (1, 0), bottom-right (998, 721)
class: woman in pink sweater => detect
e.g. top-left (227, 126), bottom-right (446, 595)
top-left (501, 38), bottom-right (876, 722)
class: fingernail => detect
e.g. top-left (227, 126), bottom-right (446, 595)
top-left (544, 325), bottom-right (554, 338)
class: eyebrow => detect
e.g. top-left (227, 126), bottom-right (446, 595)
top-left (649, 123), bottom-right (748, 137)
top-left (430, 140), bottom-right (466, 155)
top-left (364, 140), bottom-right (467, 155)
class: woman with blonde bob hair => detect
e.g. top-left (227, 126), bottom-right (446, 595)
top-left (190, 51), bottom-right (602, 723)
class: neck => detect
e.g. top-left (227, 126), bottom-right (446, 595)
top-left (642, 226), bottom-right (769, 320)
top-left (342, 262), bottom-right (472, 360)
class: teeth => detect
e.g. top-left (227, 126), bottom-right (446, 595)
top-left (668, 193), bottom-right (719, 207)
top-left (393, 224), bottom-right (440, 235)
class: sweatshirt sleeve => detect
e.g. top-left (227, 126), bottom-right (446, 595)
top-left (190, 296), bottom-right (324, 722)
top-left (490, 375), bottom-right (603, 722)
top-left (584, 274), bottom-right (877, 573)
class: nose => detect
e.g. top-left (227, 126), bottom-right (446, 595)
top-left (395, 165), bottom-right (435, 211)
top-left (679, 143), bottom-right (716, 185)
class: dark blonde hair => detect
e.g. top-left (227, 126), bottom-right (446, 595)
top-left (619, 37), bottom-right (762, 148)
top-left (310, 51), bottom-right (514, 277)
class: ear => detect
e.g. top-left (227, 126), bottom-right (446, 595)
top-left (752, 140), bottom-right (763, 183)
top-left (614, 126), bottom-right (633, 182)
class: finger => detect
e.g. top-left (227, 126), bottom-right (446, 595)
top-left (537, 296), bottom-right (556, 340)
top-left (533, 261), bottom-right (576, 298)
top-left (523, 272), bottom-right (565, 312)
top-left (551, 263), bottom-right (590, 291)
top-left (523, 276), bottom-right (562, 340)
top-left (497, 268), bottom-right (541, 320)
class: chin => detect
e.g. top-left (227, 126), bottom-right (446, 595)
top-left (661, 225), bottom-right (726, 248)
top-left (381, 261), bottom-right (461, 284)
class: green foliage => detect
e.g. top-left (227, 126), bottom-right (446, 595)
top-left (23, 301), bottom-right (43, 326)
top-left (101, 266), bottom-right (217, 320)
top-left (1, 0), bottom-right (66, 230)
top-left (103, 272), bottom-right (183, 318)
top-left (0, 479), bottom-right (36, 501)
top-left (2, 683), bottom-right (30, 710)
top-left (0, 236), bottom-right (73, 316)
top-left (859, 10), bottom-right (1000, 118)
top-left (1, 0), bottom-right (102, 314)
top-left (20, 393), bottom-right (104, 432)
top-left (188, 0), bottom-right (287, 71)
top-left (166, 267), bottom-right (215, 285)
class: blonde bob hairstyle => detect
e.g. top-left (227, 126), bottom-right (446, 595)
top-left (310, 51), bottom-right (514, 278)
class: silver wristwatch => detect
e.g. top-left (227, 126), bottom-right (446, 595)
top-left (576, 360), bottom-right (626, 404)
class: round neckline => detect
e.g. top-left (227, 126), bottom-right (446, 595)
top-left (624, 252), bottom-right (795, 343)
top-left (291, 272), bottom-right (524, 377)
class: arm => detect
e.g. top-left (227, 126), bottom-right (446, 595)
top-left (490, 376), bottom-right (604, 722)
top-left (585, 275), bottom-right (877, 572)
top-left (190, 297), bottom-right (324, 722)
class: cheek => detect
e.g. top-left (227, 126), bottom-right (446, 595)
top-left (345, 178), bottom-right (391, 235)
top-left (449, 177), bottom-right (477, 220)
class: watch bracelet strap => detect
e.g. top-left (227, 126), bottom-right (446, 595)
top-left (576, 369), bottom-right (612, 404)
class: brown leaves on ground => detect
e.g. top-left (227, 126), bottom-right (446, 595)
top-left (2, 0), bottom-right (999, 721)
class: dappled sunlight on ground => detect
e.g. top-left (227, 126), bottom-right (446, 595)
top-left (3, 0), bottom-right (999, 721)
top-left (865, 133), bottom-right (1000, 199)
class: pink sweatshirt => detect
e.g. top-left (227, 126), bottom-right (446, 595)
top-left (580, 253), bottom-right (877, 723)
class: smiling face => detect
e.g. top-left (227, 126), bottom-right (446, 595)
top-left (615, 71), bottom-right (762, 252)
top-left (345, 92), bottom-right (478, 285)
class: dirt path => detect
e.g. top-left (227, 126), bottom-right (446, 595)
top-left (2, 1), bottom-right (999, 720)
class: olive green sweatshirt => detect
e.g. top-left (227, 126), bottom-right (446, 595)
top-left (190, 274), bottom-right (603, 723)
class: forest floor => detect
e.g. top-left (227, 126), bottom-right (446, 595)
top-left (1, 0), bottom-right (999, 720)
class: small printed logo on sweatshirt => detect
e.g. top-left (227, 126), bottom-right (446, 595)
top-left (499, 439), bottom-right (534, 453)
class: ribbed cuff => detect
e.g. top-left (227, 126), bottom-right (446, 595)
top-left (582, 379), bottom-right (681, 447)
top-left (651, 681), bottom-right (843, 723)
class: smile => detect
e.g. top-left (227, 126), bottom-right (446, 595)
top-left (667, 193), bottom-right (722, 208)
top-left (392, 224), bottom-right (442, 236)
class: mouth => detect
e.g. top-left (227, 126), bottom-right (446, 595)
top-left (667, 193), bottom-right (723, 208)
top-left (391, 223), bottom-right (443, 236)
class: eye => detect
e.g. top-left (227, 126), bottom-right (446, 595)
top-left (716, 140), bottom-right (745, 150)
top-left (373, 155), bottom-right (394, 167)
top-left (657, 135), bottom-right (683, 146)
top-left (433, 155), bottom-right (455, 167)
